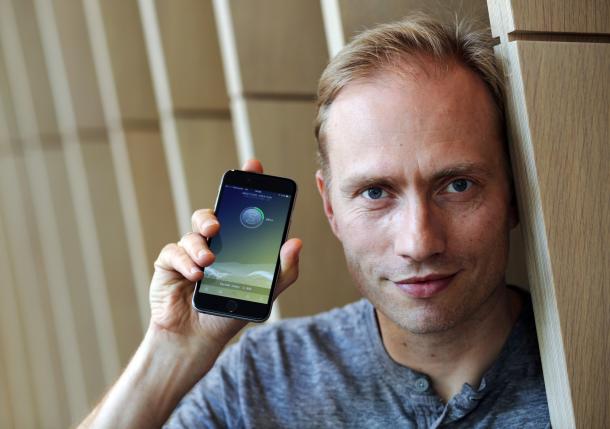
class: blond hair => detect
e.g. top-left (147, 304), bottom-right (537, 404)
top-left (314, 13), bottom-right (507, 179)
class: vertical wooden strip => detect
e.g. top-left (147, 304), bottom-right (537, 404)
top-left (0, 0), bottom-right (87, 422)
top-left (33, 0), bottom-right (122, 380)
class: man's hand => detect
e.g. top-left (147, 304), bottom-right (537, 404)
top-left (149, 158), bottom-right (302, 348)
top-left (79, 159), bottom-right (301, 429)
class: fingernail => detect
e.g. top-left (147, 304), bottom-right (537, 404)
top-left (190, 267), bottom-right (201, 275)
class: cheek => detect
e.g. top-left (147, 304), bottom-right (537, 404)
top-left (446, 200), bottom-right (510, 264)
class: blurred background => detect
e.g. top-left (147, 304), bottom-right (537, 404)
top-left (0, 1), bottom-right (531, 427)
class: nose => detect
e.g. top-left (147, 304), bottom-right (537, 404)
top-left (393, 198), bottom-right (446, 262)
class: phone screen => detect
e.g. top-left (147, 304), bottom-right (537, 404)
top-left (198, 184), bottom-right (293, 304)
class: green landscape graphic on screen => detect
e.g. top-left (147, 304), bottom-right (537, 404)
top-left (199, 185), bottom-right (291, 303)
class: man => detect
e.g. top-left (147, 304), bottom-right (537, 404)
top-left (81, 14), bottom-right (550, 428)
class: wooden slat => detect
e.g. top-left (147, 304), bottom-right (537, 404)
top-left (33, 0), bottom-right (129, 383)
top-left (338, 0), bottom-right (489, 42)
top-left (123, 128), bottom-right (178, 270)
top-left (230, 0), bottom-right (327, 95)
top-left (246, 99), bottom-right (361, 317)
top-left (507, 0), bottom-right (610, 35)
top-left (1, 0), bottom-right (90, 421)
top-left (0, 188), bottom-right (34, 429)
top-left (97, 0), bottom-right (158, 122)
top-left (0, 144), bottom-right (68, 428)
top-left (80, 136), bottom-right (145, 363)
top-left (156, 0), bottom-right (229, 111)
top-left (500, 40), bottom-right (609, 428)
top-left (10, 0), bottom-right (59, 138)
top-left (175, 118), bottom-right (238, 209)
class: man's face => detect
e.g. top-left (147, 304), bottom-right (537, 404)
top-left (317, 62), bottom-right (517, 334)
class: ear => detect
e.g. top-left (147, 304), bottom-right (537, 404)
top-left (315, 170), bottom-right (341, 240)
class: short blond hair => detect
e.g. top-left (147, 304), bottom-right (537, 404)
top-left (314, 13), bottom-right (506, 179)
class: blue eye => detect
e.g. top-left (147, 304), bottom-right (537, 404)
top-left (446, 179), bottom-right (472, 193)
top-left (362, 187), bottom-right (388, 200)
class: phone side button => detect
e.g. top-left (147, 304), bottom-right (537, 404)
top-left (226, 300), bottom-right (238, 313)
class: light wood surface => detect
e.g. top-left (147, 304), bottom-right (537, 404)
top-left (11, 0), bottom-right (59, 138)
top-left (0, 145), bottom-right (68, 428)
top-left (50, 0), bottom-right (105, 132)
top-left (175, 117), bottom-right (239, 210)
top-left (500, 40), bottom-right (609, 428)
top-left (124, 128), bottom-right (179, 265)
top-left (338, 0), bottom-right (489, 42)
top-left (41, 139), bottom-right (107, 402)
top-left (508, 0), bottom-right (610, 35)
top-left (246, 99), bottom-right (361, 317)
top-left (97, 0), bottom-right (158, 123)
top-left (0, 191), bottom-right (36, 429)
top-left (155, 0), bottom-right (229, 111)
top-left (230, 0), bottom-right (327, 95)
top-left (80, 136), bottom-right (145, 364)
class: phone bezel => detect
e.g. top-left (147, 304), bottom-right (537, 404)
top-left (192, 170), bottom-right (297, 322)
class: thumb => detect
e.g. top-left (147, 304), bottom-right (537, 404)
top-left (273, 238), bottom-right (302, 299)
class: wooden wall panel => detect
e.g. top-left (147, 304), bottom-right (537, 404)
top-left (124, 129), bottom-right (178, 268)
top-left (0, 146), bottom-right (68, 428)
top-left (246, 99), bottom-right (360, 316)
top-left (10, 0), bottom-right (59, 138)
top-left (156, 0), bottom-right (229, 111)
top-left (338, 0), bottom-right (489, 41)
top-left (505, 0), bottom-right (610, 35)
top-left (41, 139), bottom-right (106, 401)
top-left (97, 0), bottom-right (158, 123)
top-left (175, 117), bottom-right (238, 209)
top-left (231, 0), bottom-right (327, 95)
top-left (499, 40), bottom-right (609, 428)
top-left (0, 205), bottom-right (35, 429)
top-left (50, 0), bottom-right (105, 132)
top-left (80, 137), bottom-right (145, 363)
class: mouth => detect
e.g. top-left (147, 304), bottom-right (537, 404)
top-left (392, 272), bottom-right (459, 299)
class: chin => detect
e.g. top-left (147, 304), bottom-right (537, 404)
top-left (382, 302), bottom-right (462, 335)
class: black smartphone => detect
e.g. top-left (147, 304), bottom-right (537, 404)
top-left (192, 170), bottom-right (297, 322)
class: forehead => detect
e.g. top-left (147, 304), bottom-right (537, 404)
top-left (324, 63), bottom-right (503, 181)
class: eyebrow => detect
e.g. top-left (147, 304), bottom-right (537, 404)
top-left (340, 162), bottom-right (493, 194)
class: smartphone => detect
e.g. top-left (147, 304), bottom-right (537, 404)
top-left (192, 170), bottom-right (297, 322)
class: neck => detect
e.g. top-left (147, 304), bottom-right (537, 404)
top-left (376, 285), bottom-right (523, 403)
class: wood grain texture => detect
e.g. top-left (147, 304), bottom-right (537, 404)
top-left (245, 99), bottom-right (361, 317)
top-left (508, 0), bottom-right (610, 35)
top-left (156, 0), bottom-right (229, 111)
top-left (175, 117), bottom-right (238, 210)
top-left (0, 147), bottom-right (69, 428)
top-left (98, 0), bottom-right (157, 122)
top-left (80, 137), bottom-right (144, 365)
top-left (11, 0), bottom-right (59, 138)
top-left (41, 139), bottom-right (107, 404)
top-left (124, 129), bottom-right (178, 267)
top-left (0, 208), bottom-right (36, 429)
top-left (50, 0), bottom-right (105, 131)
top-left (500, 40), bottom-right (609, 428)
top-left (339, 0), bottom-right (489, 42)
top-left (230, 0), bottom-right (327, 95)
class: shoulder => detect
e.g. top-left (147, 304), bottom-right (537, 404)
top-left (239, 298), bottom-right (371, 356)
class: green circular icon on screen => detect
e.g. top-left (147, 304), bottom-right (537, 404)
top-left (240, 207), bottom-right (265, 229)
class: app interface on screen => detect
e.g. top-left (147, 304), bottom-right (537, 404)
top-left (199, 184), bottom-right (292, 303)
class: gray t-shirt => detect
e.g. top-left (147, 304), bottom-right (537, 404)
top-left (165, 290), bottom-right (550, 428)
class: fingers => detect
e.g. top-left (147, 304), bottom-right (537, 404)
top-left (191, 209), bottom-right (220, 236)
top-left (154, 243), bottom-right (204, 283)
top-left (241, 159), bottom-right (263, 173)
top-left (273, 238), bottom-right (302, 299)
top-left (178, 232), bottom-right (215, 268)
